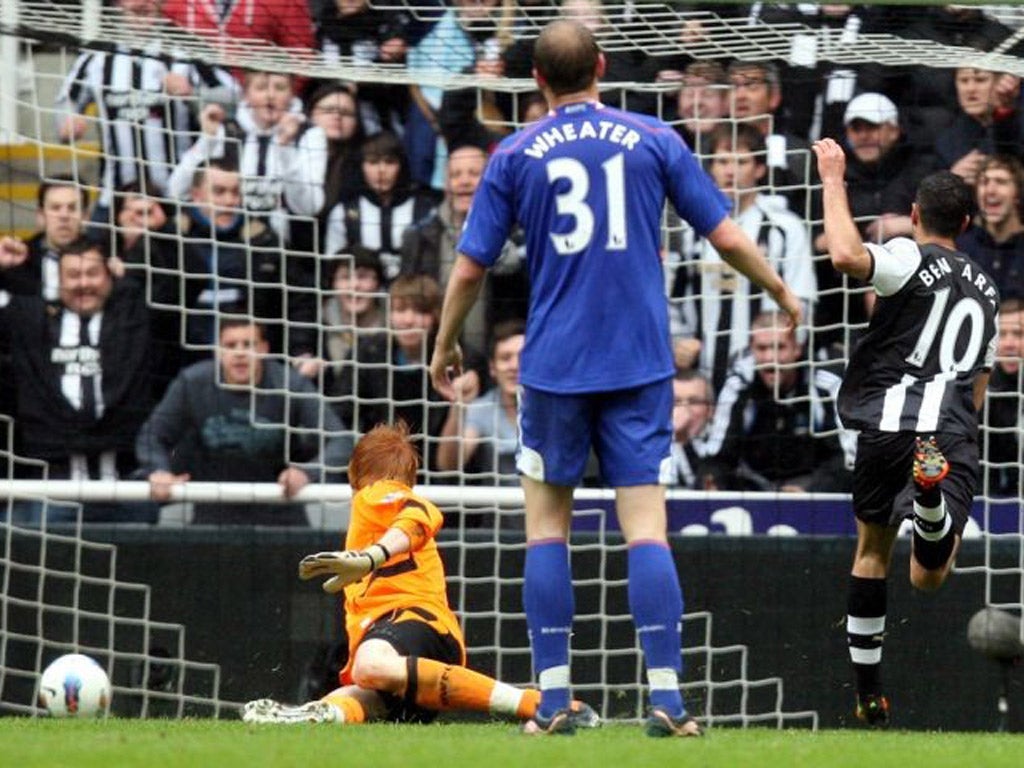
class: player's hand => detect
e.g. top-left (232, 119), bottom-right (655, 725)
top-left (772, 285), bottom-right (803, 332)
top-left (0, 236), bottom-right (28, 269)
top-left (811, 138), bottom-right (846, 184)
top-left (200, 104), bottom-right (225, 136)
top-left (298, 546), bottom-right (388, 593)
top-left (430, 342), bottom-right (464, 402)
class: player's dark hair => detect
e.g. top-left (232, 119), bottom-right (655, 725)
top-left (533, 20), bottom-right (600, 96)
top-left (37, 175), bottom-right (90, 212)
top-left (916, 171), bottom-right (975, 239)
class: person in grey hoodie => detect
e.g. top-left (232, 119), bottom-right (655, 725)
top-left (135, 317), bottom-right (352, 525)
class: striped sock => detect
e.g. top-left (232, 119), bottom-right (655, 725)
top-left (913, 496), bottom-right (955, 570)
top-left (847, 575), bottom-right (886, 697)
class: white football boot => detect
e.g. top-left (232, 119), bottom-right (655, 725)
top-left (241, 698), bottom-right (342, 724)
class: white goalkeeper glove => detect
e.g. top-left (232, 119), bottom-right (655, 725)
top-left (298, 544), bottom-right (390, 593)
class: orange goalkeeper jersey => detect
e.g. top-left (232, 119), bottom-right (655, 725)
top-left (340, 480), bottom-right (465, 678)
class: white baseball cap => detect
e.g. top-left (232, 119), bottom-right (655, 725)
top-left (843, 93), bottom-right (899, 126)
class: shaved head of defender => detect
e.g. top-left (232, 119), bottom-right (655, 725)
top-left (532, 20), bottom-right (604, 98)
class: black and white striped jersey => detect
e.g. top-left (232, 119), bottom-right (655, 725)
top-left (669, 196), bottom-right (817, 392)
top-left (324, 190), bottom-right (438, 281)
top-left (55, 42), bottom-right (236, 208)
top-left (838, 238), bottom-right (999, 435)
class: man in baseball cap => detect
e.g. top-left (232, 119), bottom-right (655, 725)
top-left (843, 93), bottom-right (900, 164)
top-left (844, 93), bottom-right (899, 129)
top-left (812, 91), bottom-right (939, 336)
top-left (834, 92), bottom-right (939, 244)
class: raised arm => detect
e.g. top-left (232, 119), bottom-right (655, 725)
top-left (812, 138), bottom-right (872, 281)
top-left (166, 106), bottom-right (228, 201)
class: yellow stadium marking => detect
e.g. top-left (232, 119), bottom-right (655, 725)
top-left (0, 142), bottom-right (102, 161)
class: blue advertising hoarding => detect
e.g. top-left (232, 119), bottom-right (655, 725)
top-left (571, 493), bottom-right (1021, 537)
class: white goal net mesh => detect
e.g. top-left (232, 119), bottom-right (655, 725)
top-left (0, 0), bottom-right (1020, 725)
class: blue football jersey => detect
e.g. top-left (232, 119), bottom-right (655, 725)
top-left (459, 101), bottom-right (729, 393)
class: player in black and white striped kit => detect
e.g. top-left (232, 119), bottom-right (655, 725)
top-left (814, 138), bottom-right (999, 729)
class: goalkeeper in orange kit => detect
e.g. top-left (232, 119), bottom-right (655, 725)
top-left (243, 422), bottom-right (599, 729)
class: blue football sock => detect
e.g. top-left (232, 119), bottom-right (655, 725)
top-left (628, 541), bottom-right (685, 717)
top-left (523, 539), bottom-right (574, 717)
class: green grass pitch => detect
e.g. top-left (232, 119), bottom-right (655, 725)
top-left (4, 719), bottom-right (1024, 768)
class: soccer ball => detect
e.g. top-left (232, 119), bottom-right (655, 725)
top-left (37, 653), bottom-right (112, 717)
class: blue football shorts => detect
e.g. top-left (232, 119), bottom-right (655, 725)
top-left (516, 378), bottom-right (673, 487)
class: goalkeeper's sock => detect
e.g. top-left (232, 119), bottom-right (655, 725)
top-left (409, 657), bottom-right (541, 718)
top-left (912, 495), bottom-right (955, 571)
top-left (319, 692), bottom-right (365, 724)
top-left (627, 541), bottom-right (685, 717)
top-left (847, 575), bottom-right (886, 697)
top-left (523, 539), bottom-right (574, 718)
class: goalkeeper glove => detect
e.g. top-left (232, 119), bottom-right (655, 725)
top-left (298, 544), bottom-right (390, 593)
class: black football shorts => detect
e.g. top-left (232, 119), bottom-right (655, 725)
top-left (852, 430), bottom-right (978, 534)
top-left (360, 606), bottom-right (463, 723)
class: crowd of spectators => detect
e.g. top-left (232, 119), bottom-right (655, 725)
top-left (0, 1), bottom-right (1021, 524)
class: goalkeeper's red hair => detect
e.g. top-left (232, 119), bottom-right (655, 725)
top-left (348, 421), bottom-right (420, 491)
